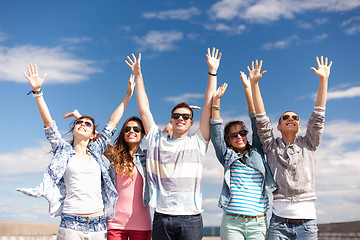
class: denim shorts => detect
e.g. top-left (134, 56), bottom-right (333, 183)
top-left (59, 213), bottom-right (107, 233)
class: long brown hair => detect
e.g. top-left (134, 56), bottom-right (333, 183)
top-left (108, 116), bottom-right (144, 180)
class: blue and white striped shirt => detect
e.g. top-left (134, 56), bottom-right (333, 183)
top-left (223, 160), bottom-right (269, 216)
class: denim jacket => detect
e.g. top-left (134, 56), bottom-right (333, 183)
top-left (108, 146), bottom-right (150, 206)
top-left (256, 111), bottom-right (325, 202)
top-left (210, 113), bottom-right (277, 208)
top-left (17, 122), bottom-right (119, 219)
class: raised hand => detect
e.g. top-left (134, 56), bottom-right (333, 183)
top-left (247, 60), bottom-right (266, 84)
top-left (240, 71), bottom-right (250, 89)
top-left (213, 83), bottom-right (228, 100)
top-left (23, 64), bottom-right (47, 91)
top-left (311, 56), bottom-right (332, 80)
top-left (63, 109), bottom-right (81, 119)
top-left (206, 47), bottom-right (222, 74)
top-left (125, 53), bottom-right (142, 77)
top-left (127, 74), bottom-right (135, 97)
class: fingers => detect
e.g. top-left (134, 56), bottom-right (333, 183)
top-left (315, 56), bottom-right (332, 67)
top-left (189, 105), bottom-right (201, 109)
top-left (207, 47), bottom-right (221, 59)
top-left (23, 72), bottom-right (30, 81)
top-left (127, 55), bottom-right (134, 65)
top-left (41, 73), bottom-right (48, 81)
top-left (34, 64), bottom-right (38, 75)
top-left (328, 60), bottom-right (333, 68)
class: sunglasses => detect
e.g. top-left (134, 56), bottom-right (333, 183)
top-left (125, 126), bottom-right (142, 133)
top-left (227, 130), bottom-right (248, 139)
top-left (172, 113), bottom-right (192, 120)
top-left (75, 120), bottom-right (93, 128)
top-left (282, 115), bottom-right (299, 121)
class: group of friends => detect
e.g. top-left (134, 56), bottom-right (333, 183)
top-left (17, 47), bottom-right (332, 240)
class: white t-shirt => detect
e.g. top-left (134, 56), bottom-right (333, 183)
top-left (62, 155), bottom-right (103, 214)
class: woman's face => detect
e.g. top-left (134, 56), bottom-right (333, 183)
top-left (124, 121), bottom-right (144, 146)
top-left (72, 118), bottom-right (95, 140)
top-left (226, 123), bottom-right (248, 152)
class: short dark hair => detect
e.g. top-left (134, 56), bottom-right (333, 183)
top-left (171, 102), bottom-right (194, 119)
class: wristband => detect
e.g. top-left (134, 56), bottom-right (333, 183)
top-left (212, 105), bottom-right (220, 110)
top-left (208, 72), bottom-right (217, 76)
top-left (27, 89), bottom-right (43, 98)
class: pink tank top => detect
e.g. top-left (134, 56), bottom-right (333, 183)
top-left (107, 166), bottom-right (152, 230)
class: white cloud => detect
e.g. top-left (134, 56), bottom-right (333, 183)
top-left (262, 33), bottom-right (328, 50)
top-left (324, 86), bottom-right (360, 100)
top-left (59, 37), bottom-right (92, 44)
top-left (297, 21), bottom-right (313, 29)
top-left (262, 35), bottom-right (299, 50)
top-left (142, 7), bottom-right (200, 20)
top-left (0, 141), bottom-right (52, 175)
top-left (165, 93), bottom-right (204, 104)
top-left (209, 0), bottom-right (360, 23)
top-left (315, 17), bottom-right (328, 25)
top-left (341, 16), bottom-right (360, 35)
top-left (133, 31), bottom-right (183, 52)
top-left (0, 44), bottom-right (102, 83)
top-left (204, 23), bottom-right (246, 35)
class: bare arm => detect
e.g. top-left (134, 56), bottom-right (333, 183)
top-left (248, 60), bottom-right (267, 115)
top-left (240, 71), bottom-right (255, 113)
top-left (107, 74), bottom-right (135, 128)
top-left (200, 47), bottom-right (222, 141)
top-left (126, 53), bottom-right (155, 135)
top-left (311, 56), bottom-right (332, 108)
top-left (23, 64), bottom-right (52, 127)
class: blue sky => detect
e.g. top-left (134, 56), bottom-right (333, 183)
top-left (1, 0), bottom-right (360, 226)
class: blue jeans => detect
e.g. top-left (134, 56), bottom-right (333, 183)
top-left (59, 213), bottom-right (107, 233)
top-left (268, 214), bottom-right (318, 240)
top-left (152, 212), bottom-right (203, 240)
top-left (220, 212), bottom-right (267, 240)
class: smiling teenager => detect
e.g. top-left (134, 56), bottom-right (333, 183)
top-left (18, 64), bottom-right (135, 240)
top-left (125, 48), bottom-right (221, 240)
top-left (249, 57), bottom-right (332, 240)
top-left (210, 71), bottom-right (276, 240)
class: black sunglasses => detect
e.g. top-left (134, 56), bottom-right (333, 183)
top-left (125, 126), bottom-right (142, 133)
top-left (227, 130), bottom-right (248, 139)
top-left (75, 120), bottom-right (93, 128)
top-left (172, 113), bottom-right (192, 120)
top-left (282, 115), bottom-right (299, 121)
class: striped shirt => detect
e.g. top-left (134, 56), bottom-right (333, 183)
top-left (223, 160), bottom-right (269, 216)
top-left (145, 125), bottom-right (208, 215)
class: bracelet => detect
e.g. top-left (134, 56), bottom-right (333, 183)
top-left (208, 72), bottom-right (217, 76)
top-left (212, 105), bottom-right (220, 110)
top-left (33, 91), bottom-right (43, 98)
top-left (27, 89), bottom-right (43, 98)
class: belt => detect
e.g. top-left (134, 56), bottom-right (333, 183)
top-left (274, 215), bottom-right (312, 225)
top-left (225, 212), bottom-right (266, 218)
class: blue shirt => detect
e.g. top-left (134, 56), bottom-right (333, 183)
top-left (17, 122), bottom-right (118, 219)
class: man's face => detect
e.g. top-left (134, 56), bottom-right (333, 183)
top-left (277, 111), bottom-right (301, 134)
top-left (170, 107), bottom-right (193, 135)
